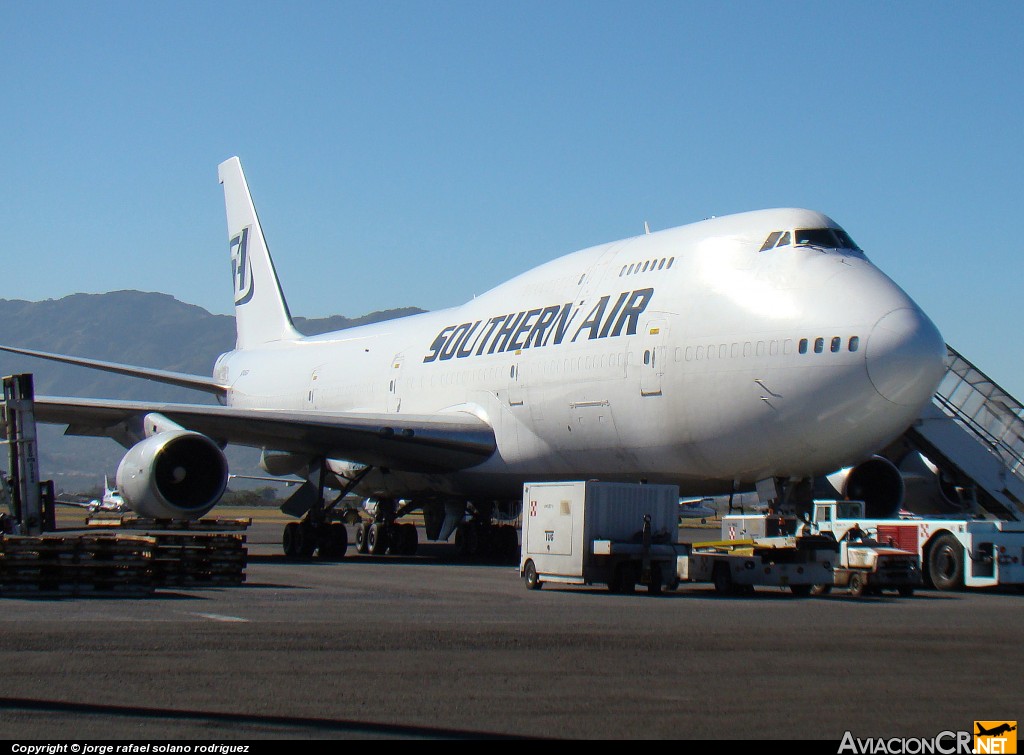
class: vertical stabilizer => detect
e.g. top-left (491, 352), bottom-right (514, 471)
top-left (218, 157), bottom-right (301, 349)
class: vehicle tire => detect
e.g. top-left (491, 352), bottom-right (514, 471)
top-left (810, 584), bottom-right (831, 596)
top-left (355, 522), bottom-right (370, 554)
top-left (647, 562), bottom-right (663, 595)
top-left (928, 533), bottom-right (965, 591)
top-left (523, 559), bottom-right (542, 590)
top-left (790, 584), bottom-right (812, 597)
top-left (367, 522), bottom-right (388, 555)
top-left (619, 563), bottom-right (638, 594)
top-left (608, 562), bottom-right (637, 594)
top-left (283, 522), bottom-right (301, 559)
top-left (712, 562), bottom-right (732, 595)
top-left (849, 571), bottom-right (867, 597)
top-left (898, 586), bottom-right (915, 598)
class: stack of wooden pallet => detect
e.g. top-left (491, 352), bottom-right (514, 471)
top-left (0, 534), bottom-right (156, 597)
top-left (0, 520), bottom-right (249, 596)
top-left (149, 531), bottom-right (247, 587)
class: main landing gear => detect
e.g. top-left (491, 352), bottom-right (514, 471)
top-left (282, 519), bottom-right (349, 560)
top-left (354, 515), bottom-right (419, 556)
top-left (453, 520), bottom-right (519, 563)
top-left (281, 463), bottom-right (371, 561)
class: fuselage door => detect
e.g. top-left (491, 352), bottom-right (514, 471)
top-left (307, 365), bottom-right (323, 408)
top-left (508, 361), bottom-right (524, 406)
top-left (640, 319), bottom-right (668, 397)
top-left (388, 355), bottom-right (405, 413)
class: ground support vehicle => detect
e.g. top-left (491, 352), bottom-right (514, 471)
top-left (804, 500), bottom-right (1024, 591)
top-left (823, 539), bottom-right (922, 597)
top-left (519, 481), bottom-right (680, 595)
top-left (717, 512), bottom-right (920, 597)
top-left (677, 534), bottom-right (837, 596)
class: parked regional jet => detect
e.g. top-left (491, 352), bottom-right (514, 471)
top-left (0, 157), bottom-right (947, 559)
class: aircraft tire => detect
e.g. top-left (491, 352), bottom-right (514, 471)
top-left (398, 523), bottom-right (418, 555)
top-left (501, 526), bottom-right (520, 563)
top-left (283, 522), bottom-right (301, 559)
top-left (927, 533), bottom-right (964, 591)
top-left (355, 522), bottom-right (371, 554)
top-left (367, 522), bottom-right (388, 555)
top-left (810, 584), bottom-right (831, 596)
top-left (297, 523), bottom-right (316, 559)
top-left (318, 522), bottom-right (348, 560)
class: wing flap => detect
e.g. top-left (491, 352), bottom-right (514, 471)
top-left (32, 397), bottom-right (496, 473)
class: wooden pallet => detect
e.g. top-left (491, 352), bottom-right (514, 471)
top-left (0, 529), bottom-right (248, 595)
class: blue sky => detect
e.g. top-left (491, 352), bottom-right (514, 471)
top-left (2, 2), bottom-right (1022, 399)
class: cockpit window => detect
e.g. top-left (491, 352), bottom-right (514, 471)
top-left (795, 228), bottom-right (840, 247)
top-left (795, 227), bottom-right (861, 251)
top-left (762, 227), bottom-right (859, 253)
top-left (759, 231), bottom-right (783, 252)
top-left (832, 229), bottom-right (861, 250)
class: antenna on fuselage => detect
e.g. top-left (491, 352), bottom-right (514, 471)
top-left (644, 221), bottom-right (651, 235)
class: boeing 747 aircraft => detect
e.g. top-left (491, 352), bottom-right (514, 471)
top-left (0, 157), bottom-right (947, 559)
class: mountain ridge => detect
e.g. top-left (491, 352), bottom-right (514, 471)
top-left (0, 291), bottom-right (425, 492)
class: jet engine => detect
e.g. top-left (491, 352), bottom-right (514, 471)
top-left (116, 430), bottom-right (229, 519)
top-left (897, 451), bottom-right (967, 515)
top-left (816, 455), bottom-right (905, 518)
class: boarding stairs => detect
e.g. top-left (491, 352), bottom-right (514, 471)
top-left (904, 345), bottom-right (1024, 521)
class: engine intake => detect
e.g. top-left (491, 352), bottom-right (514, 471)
top-left (818, 455), bottom-right (905, 519)
top-left (116, 430), bottom-right (228, 519)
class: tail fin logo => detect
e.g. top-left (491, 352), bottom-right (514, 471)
top-left (230, 227), bottom-right (255, 306)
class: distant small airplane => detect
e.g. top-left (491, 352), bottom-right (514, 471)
top-left (58, 476), bottom-right (127, 514)
top-left (976, 723), bottom-right (1017, 738)
top-left (679, 498), bottom-right (718, 519)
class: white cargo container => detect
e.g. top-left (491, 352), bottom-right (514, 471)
top-left (520, 481), bottom-right (680, 594)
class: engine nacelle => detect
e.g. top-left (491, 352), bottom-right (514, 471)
top-left (116, 430), bottom-right (228, 519)
top-left (816, 455), bottom-right (905, 519)
top-left (898, 452), bottom-right (967, 515)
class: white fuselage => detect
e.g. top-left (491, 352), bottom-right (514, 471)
top-left (214, 208), bottom-right (946, 501)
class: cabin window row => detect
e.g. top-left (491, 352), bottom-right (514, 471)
top-left (677, 340), bottom-right (790, 361)
top-left (618, 257), bottom-right (675, 277)
top-left (798, 336), bottom-right (860, 354)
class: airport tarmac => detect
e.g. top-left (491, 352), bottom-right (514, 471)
top-left (0, 512), bottom-right (1021, 740)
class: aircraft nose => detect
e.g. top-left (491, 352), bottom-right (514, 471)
top-left (865, 307), bottom-right (946, 406)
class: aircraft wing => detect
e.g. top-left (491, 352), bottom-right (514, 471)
top-left (32, 397), bottom-right (497, 473)
top-left (0, 344), bottom-right (229, 396)
top-left (55, 499), bottom-right (95, 509)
